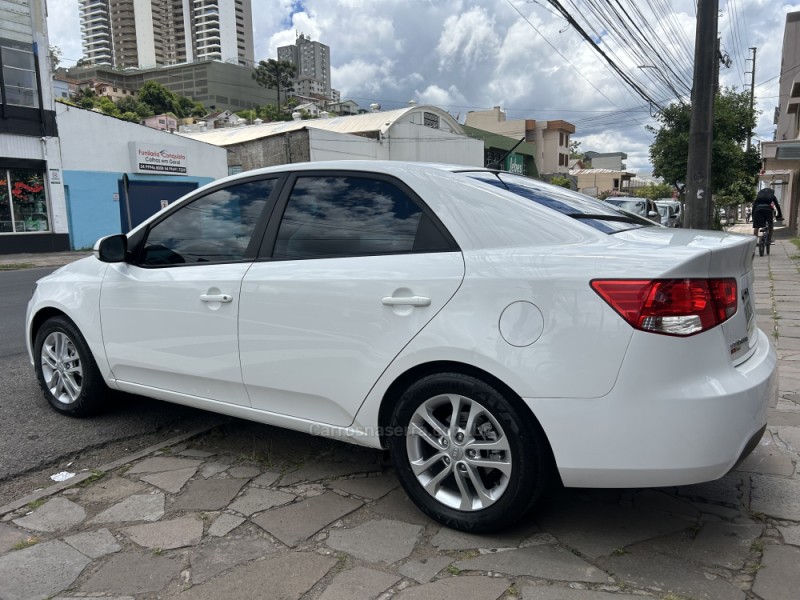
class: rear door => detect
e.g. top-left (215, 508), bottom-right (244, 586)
top-left (239, 171), bottom-right (465, 426)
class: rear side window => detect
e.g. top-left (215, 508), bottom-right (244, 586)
top-left (140, 179), bottom-right (275, 266)
top-left (273, 176), bottom-right (454, 259)
top-left (464, 172), bottom-right (653, 233)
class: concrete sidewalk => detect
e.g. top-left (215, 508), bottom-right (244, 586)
top-left (1, 234), bottom-right (799, 600)
top-left (0, 251), bottom-right (91, 270)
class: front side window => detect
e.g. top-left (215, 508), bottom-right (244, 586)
top-left (139, 178), bottom-right (275, 266)
top-left (0, 168), bottom-right (49, 233)
top-left (273, 176), bottom-right (453, 259)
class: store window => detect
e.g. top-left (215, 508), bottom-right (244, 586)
top-left (0, 168), bottom-right (50, 233)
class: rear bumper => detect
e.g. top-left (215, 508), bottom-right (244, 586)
top-left (524, 328), bottom-right (778, 488)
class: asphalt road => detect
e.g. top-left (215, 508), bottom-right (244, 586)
top-left (0, 267), bottom-right (220, 482)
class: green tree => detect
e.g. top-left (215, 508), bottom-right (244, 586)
top-left (138, 81), bottom-right (179, 116)
top-left (116, 95), bottom-right (154, 119)
top-left (550, 175), bottom-right (572, 189)
top-left (252, 59), bottom-right (297, 110)
top-left (49, 45), bottom-right (62, 71)
top-left (633, 183), bottom-right (674, 200)
top-left (648, 88), bottom-right (760, 193)
top-left (569, 140), bottom-right (582, 159)
top-left (96, 96), bottom-right (120, 117)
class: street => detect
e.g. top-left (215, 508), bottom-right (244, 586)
top-left (0, 268), bottom-right (220, 495)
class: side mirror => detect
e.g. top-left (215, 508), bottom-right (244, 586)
top-left (648, 211), bottom-right (658, 218)
top-left (93, 234), bottom-right (128, 263)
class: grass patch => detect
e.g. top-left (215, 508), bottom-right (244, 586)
top-left (790, 238), bottom-right (800, 250)
top-left (612, 547), bottom-right (628, 556)
top-left (152, 547), bottom-right (164, 556)
top-left (748, 562), bottom-right (764, 574)
top-left (750, 511), bottom-right (767, 523)
top-left (13, 536), bottom-right (39, 550)
top-left (446, 565), bottom-right (461, 576)
top-left (116, 464), bottom-right (132, 476)
top-left (26, 498), bottom-right (45, 511)
top-left (751, 540), bottom-right (764, 553)
top-left (0, 263), bottom-right (35, 270)
top-left (76, 470), bottom-right (106, 487)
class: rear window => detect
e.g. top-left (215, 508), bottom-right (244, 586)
top-left (462, 171), bottom-right (654, 234)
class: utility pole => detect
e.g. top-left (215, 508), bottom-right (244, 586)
top-left (684, 0), bottom-right (719, 230)
top-left (746, 47), bottom-right (757, 152)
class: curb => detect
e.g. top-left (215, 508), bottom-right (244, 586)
top-left (0, 419), bottom-right (226, 517)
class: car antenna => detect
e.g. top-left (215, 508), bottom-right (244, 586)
top-left (486, 137), bottom-right (526, 170)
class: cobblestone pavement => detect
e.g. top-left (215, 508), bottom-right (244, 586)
top-left (2, 229), bottom-right (800, 600)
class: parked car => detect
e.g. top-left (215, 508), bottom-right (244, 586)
top-left (655, 199), bottom-right (682, 228)
top-left (26, 161), bottom-right (777, 532)
top-left (604, 197), bottom-right (662, 224)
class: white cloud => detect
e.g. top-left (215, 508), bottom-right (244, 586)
top-left (45, 0), bottom-right (800, 172)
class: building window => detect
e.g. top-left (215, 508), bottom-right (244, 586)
top-left (0, 39), bottom-right (39, 108)
top-left (423, 112), bottom-right (440, 129)
top-left (0, 168), bottom-right (50, 234)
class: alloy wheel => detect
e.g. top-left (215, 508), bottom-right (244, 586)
top-left (406, 393), bottom-right (511, 511)
top-left (40, 331), bottom-right (84, 405)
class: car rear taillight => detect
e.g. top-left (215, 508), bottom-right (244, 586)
top-left (591, 278), bottom-right (737, 336)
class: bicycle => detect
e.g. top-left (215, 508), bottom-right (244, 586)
top-left (757, 223), bottom-right (771, 256)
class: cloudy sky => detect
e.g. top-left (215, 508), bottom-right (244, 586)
top-left (46, 0), bottom-right (800, 175)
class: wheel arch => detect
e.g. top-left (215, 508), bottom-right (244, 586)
top-left (377, 360), bottom-right (557, 467)
top-left (29, 306), bottom-right (72, 350)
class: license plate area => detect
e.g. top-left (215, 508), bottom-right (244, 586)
top-left (742, 286), bottom-right (755, 338)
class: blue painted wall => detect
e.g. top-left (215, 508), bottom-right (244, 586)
top-left (63, 171), bottom-right (214, 250)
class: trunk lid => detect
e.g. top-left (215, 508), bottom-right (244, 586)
top-left (612, 228), bottom-right (758, 365)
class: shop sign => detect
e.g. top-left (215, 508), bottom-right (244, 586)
top-left (49, 169), bottom-right (61, 184)
top-left (504, 153), bottom-right (525, 175)
top-left (130, 143), bottom-right (189, 175)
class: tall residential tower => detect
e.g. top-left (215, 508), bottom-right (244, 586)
top-left (277, 33), bottom-right (332, 100)
top-left (78, 0), bottom-right (254, 70)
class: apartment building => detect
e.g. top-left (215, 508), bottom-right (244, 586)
top-left (464, 107), bottom-right (575, 178)
top-left (79, 0), bottom-right (254, 70)
top-left (761, 10), bottom-right (800, 233)
top-left (1, 0), bottom-right (69, 253)
top-left (278, 34), bottom-right (332, 100)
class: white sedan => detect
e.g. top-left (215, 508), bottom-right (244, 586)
top-left (26, 161), bottom-right (777, 531)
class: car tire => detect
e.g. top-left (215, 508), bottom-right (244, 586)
top-left (388, 372), bottom-right (551, 532)
top-left (34, 316), bottom-right (106, 417)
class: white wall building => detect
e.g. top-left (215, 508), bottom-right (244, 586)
top-left (178, 105), bottom-right (483, 173)
top-left (57, 103), bottom-right (227, 249)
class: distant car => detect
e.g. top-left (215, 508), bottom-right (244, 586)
top-left (655, 200), bottom-right (682, 228)
top-left (604, 197), bottom-right (662, 225)
top-left (26, 161), bottom-right (776, 532)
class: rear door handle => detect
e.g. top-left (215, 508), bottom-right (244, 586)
top-left (200, 294), bottom-right (233, 303)
top-left (381, 296), bottom-right (431, 307)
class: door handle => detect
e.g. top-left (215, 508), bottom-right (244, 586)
top-left (381, 296), bottom-right (431, 307)
top-left (200, 294), bottom-right (233, 303)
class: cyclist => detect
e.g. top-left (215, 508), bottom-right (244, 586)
top-left (752, 187), bottom-right (784, 241)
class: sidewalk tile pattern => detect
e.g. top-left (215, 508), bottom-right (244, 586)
top-left (1, 233), bottom-right (800, 600)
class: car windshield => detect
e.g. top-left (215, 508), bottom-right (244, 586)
top-left (657, 205), bottom-right (670, 219)
top-left (461, 171), bottom-right (653, 234)
top-left (605, 199), bottom-right (647, 215)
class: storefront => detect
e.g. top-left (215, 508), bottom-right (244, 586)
top-left (0, 0), bottom-right (70, 254)
top-left (57, 104), bottom-right (227, 249)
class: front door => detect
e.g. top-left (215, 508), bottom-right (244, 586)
top-left (101, 177), bottom-right (278, 405)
